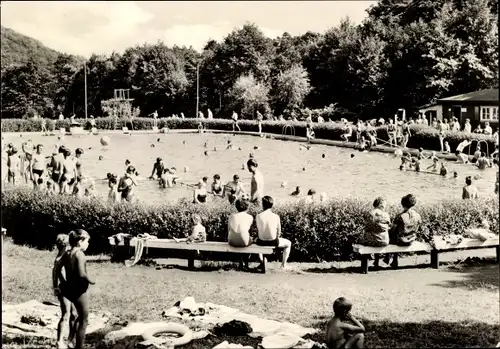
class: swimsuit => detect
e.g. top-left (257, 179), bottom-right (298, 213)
top-left (121, 181), bottom-right (133, 200)
top-left (196, 194), bottom-right (207, 203)
top-left (212, 185), bottom-right (223, 195)
top-left (33, 169), bottom-right (44, 176)
top-left (256, 237), bottom-right (279, 247)
top-left (59, 277), bottom-right (89, 303)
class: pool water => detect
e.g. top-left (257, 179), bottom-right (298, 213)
top-left (2, 132), bottom-right (498, 206)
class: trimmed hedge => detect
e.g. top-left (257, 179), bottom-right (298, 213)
top-left (1, 117), bottom-right (496, 152)
top-left (1, 186), bottom-right (498, 262)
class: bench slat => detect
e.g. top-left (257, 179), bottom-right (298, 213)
top-left (434, 237), bottom-right (499, 251)
top-left (110, 238), bottom-right (275, 255)
top-left (353, 242), bottom-right (433, 254)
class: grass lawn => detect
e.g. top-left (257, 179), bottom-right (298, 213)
top-left (2, 239), bottom-right (499, 348)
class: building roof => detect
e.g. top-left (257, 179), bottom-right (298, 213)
top-left (437, 89), bottom-right (498, 103)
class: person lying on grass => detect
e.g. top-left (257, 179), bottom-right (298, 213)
top-left (53, 234), bottom-right (78, 349)
top-left (360, 197), bottom-right (391, 269)
top-left (174, 214), bottom-right (207, 243)
top-left (326, 297), bottom-right (365, 349)
top-left (383, 194), bottom-right (422, 267)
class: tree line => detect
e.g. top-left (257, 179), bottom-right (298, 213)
top-left (1, 0), bottom-right (498, 121)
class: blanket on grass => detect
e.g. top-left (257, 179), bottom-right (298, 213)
top-left (2, 300), bottom-right (110, 339)
top-left (162, 297), bottom-right (321, 349)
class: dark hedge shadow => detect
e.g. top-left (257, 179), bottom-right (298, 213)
top-left (305, 316), bottom-right (500, 348)
top-left (431, 259), bottom-right (499, 291)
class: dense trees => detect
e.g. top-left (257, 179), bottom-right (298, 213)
top-left (1, 0), bottom-right (498, 120)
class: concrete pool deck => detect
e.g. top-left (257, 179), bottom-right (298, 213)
top-left (4, 128), bottom-right (462, 161)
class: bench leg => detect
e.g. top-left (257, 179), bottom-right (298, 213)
top-left (188, 251), bottom-right (195, 269)
top-left (261, 257), bottom-right (267, 274)
top-left (430, 250), bottom-right (439, 269)
top-left (361, 256), bottom-right (369, 274)
top-left (496, 246), bottom-right (500, 264)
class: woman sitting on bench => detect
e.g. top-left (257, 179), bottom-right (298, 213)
top-left (383, 194), bottom-right (422, 267)
top-left (360, 197), bottom-right (391, 269)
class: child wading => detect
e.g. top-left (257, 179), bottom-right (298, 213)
top-left (55, 230), bottom-right (95, 349)
top-left (326, 297), bottom-right (365, 349)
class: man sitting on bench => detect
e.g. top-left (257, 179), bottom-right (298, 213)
top-left (228, 199), bottom-right (253, 247)
top-left (383, 194), bottom-right (422, 267)
top-left (255, 196), bottom-right (292, 269)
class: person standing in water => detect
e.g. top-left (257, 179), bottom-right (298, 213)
top-left (224, 174), bottom-right (245, 199)
top-left (30, 144), bottom-right (46, 188)
top-left (49, 146), bottom-right (66, 193)
top-left (74, 148), bottom-right (84, 182)
top-left (118, 166), bottom-right (138, 202)
top-left (60, 149), bottom-right (77, 194)
top-left (247, 159), bottom-right (264, 205)
top-left (193, 179), bottom-right (208, 204)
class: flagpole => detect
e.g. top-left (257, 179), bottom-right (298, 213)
top-left (196, 63), bottom-right (200, 118)
top-left (84, 62), bottom-right (88, 120)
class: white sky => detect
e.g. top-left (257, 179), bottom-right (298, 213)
top-left (1, 1), bottom-right (377, 57)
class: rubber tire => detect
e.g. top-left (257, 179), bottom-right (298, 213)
top-left (141, 322), bottom-right (193, 347)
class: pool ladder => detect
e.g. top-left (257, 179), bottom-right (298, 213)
top-left (282, 125), bottom-right (296, 137)
top-left (468, 139), bottom-right (489, 158)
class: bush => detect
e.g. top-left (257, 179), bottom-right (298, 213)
top-left (1, 118), bottom-right (496, 152)
top-left (2, 186), bottom-right (497, 262)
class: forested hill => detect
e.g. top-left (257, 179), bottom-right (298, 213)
top-left (1, 26), bottom-right (61, 69)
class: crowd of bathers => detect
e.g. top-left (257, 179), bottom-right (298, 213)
top-left (4, 140), bottom-right (93, 196)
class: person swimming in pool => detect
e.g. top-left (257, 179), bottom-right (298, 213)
top-left (440, 162), bottom-right (448, 176)
top-left (476, 152), bottom-right (491, 170)
top-left (211, 174), bottom-right (224, 197)
top-left (118, 166), bottom-right (138, 202)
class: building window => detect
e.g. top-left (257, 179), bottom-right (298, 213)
top-left (480, 106), bottom-right (498, 121)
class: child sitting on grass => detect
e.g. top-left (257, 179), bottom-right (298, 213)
top-left (326, 297), bottom-right (365, 349)
top-left (383, 194), bottom-right (422, 267)
top-left (174, 214), bottom-right (207, 243)
top-left (52, 234), bottom-right (78, 349)
top-left (360, 197), bottom-right (391, 269)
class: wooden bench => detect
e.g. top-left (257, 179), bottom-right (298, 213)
top-left (109, 237), bottom-right (278, 273)
top-left (353, 236), bottom-right (499, 274)
top-left (353, 241), bottom-right (433, 274)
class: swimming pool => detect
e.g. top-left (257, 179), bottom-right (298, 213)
top-left (2, 132), bottom-right (498, 205)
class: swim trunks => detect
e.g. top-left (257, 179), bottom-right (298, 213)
top-left (59, 278), bottom-right (89, 303)
top-left (256, 238), bottom-right (279, 247)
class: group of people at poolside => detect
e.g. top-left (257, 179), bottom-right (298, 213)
top-left (3, 137), bottom-right (145, 204)
top-left (5, 140), bottom-right (94, 196)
